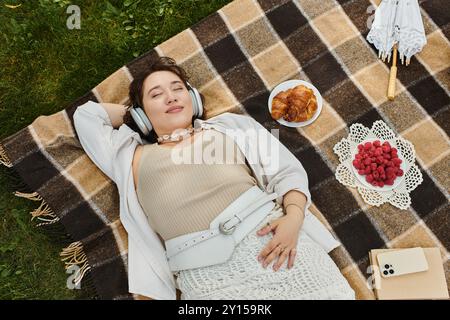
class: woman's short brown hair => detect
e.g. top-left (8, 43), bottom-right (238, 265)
top-left (124, 56), bottom-right (205, 143)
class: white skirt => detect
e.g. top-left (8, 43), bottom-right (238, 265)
top-left (176, 203), bottom-right (355, 300)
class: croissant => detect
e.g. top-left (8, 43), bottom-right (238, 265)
top-left (306, 95), bottom-right (318, 118)
top-left (284, 104), bottom-right (308, 122)
top-left (271, 84), bottom-right (318, 122)
top-left (288, 85), bottom-right (313, 107)
top-left (270, 90), bottom-right (290, 120)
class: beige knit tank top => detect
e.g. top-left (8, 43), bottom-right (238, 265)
top-left (136, 128), bottom-right (257, 241)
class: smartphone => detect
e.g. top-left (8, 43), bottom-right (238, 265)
top-left (376, 247), bottom-right (429, 278)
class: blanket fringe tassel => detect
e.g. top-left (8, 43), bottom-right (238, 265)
top-left (0, 144), bottom-right (13, 168)
top-left (2, 143), bottom-right (98, 298)
top-left (60, 241), bottom-right (92, 287)
top-left (13, 191), bottom-right (61, 226)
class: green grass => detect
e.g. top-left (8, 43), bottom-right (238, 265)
top-left (0, 0), bottom-right (232, 299)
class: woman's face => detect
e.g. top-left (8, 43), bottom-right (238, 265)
top-left (141, 70), bottom-right (193, 137)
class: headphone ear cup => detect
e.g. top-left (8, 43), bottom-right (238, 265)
top-left (186, 82), bottom-right (203, 118)
top-left (130, 106), bottom-right (153, 136)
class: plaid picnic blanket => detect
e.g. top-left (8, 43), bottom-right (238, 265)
top-left (1, 0), bottom-right (449, 300)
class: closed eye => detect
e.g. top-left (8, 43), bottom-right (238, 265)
top-left (152, 87), bottom-right (183, 97)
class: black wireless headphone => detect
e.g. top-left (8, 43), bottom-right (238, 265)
top-left (129, 81), bottom-right (203, 137)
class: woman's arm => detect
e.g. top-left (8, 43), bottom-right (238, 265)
top-left (257, 190), bottom-right (307, 271)
top-left (100, 103), bottom-right (128, 128)
top-left (245, 116), bottom-right (312, 216)
top-left (73, 101), bottom-right (136, 181)
top-left (283, 189), bottom-right (307, 219)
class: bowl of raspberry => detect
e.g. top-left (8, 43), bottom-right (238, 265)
top-left (351, 140), bottom-right (406, 191)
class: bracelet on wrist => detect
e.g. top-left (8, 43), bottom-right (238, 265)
top-left (284, 203), bottom-right (305, 217)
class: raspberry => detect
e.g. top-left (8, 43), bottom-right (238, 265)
top-left (354, 140), bottom-right (402, 188)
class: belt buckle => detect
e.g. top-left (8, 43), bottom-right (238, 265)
top-left (219, 217), bottom-right (238, 235)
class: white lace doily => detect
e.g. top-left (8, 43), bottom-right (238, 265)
top-left (333, 121), bottom-right (423, 210)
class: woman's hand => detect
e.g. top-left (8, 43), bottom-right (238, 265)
top-left (256, 212), bottom-right (304, 271)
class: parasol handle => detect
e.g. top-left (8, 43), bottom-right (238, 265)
top-left (387, 45), bottom-right (398, 100)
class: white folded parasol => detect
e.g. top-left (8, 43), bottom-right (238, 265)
top-left (366, 0), bottom-right (427, 100)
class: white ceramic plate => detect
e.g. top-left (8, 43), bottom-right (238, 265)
top-left (350, 139), bottom-right (407, 191)
top-left (267, 80), bottom-right (323, 128)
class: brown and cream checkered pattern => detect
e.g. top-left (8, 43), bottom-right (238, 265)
top-left (1, 0), bottom-right (448, 300)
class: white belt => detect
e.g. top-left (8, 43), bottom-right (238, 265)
top-left (165, 186), bottom-right (279, 272)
